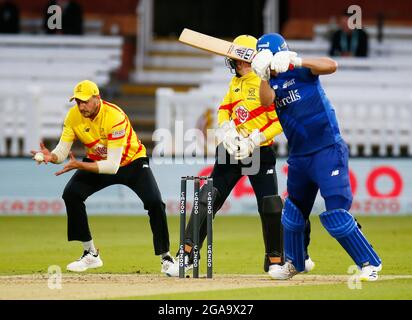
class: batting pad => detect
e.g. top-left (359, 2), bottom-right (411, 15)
top-left (320, 209), bottom-right (381, 267)
top-left (281, 198), bottom-right (306, 272)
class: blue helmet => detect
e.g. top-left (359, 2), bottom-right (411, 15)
top-left (256, 33), bottom-right (289, 54)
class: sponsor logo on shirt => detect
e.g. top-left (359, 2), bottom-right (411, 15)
top-left (276, 89), bottom-right (301, 108)
top-left (110, 129), bottom-right (126, 139)
top-left (235, 106), bottom-right (249, 123)
top-left (282, 78), bottom-right (295, 89)
top-left (93, 144), bottom-right (107, 157)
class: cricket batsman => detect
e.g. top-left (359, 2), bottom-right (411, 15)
top-left (166, 35), bottom-right (314, 278)
top-left (31, 80), bottom-right (177, 274)
top-left (252, 33), bottom-right (382, 281)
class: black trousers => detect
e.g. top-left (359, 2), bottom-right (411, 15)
top-left (211, 145), bottom-right (279, 213)
top-left (62, 157), bottom-right (170, 255)
top-left (185, 144), bottom-right (279, 248)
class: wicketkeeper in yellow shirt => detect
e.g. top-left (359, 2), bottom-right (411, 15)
top-left (167, 35), bottom-right (287, 278)
top-left (31, 80), bottom-right (177, 274)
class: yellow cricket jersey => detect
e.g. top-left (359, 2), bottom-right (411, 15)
top-left (218, 71), bottom-right (283, 146)
top-left (60, 100), bottom-right (146, 166)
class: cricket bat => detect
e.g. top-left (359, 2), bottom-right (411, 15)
top-left (179, 28), bottom-right (257, 62)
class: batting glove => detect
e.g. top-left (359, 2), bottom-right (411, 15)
top-left (252, 49), bottom-right (273, 81)
top-left (221, 121), bottom-right (241, 155)
top-left (270, 51), bottom-right (299, 73)
top-left (290, 53), bottom-right (302, 68)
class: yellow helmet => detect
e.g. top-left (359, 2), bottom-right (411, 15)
top-left (232, 35), bottom-right (257, 50)
top-left (226, 35), bottom-right (257, 73)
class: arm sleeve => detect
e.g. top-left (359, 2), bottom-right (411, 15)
top-left (96, 147), bottom-right (123, 174)
top-left (260, 106), bottom-right (283, 141)
top-left (51, 140), bottom-right (73, 164)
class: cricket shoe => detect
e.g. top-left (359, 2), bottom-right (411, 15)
top-left (268, 257), bottom-right (315, 280)
top-left (161, 255), bottom-right (177, 275)
top-left (303, 257), bottom-right (315, 273)
top-left (163, 253), bottom-right (193, 277)
top-left (66, 250), bottom-right (103, 272)
top-left (359, 264), bottom-right (382, 282)
top-left (268, 261), bottom-right (299, 280)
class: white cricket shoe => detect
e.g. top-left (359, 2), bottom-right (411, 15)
top-left (67, 250), bottom-right (103, 272)
top-left (303, 257), bottom-right (315, 273)
top-left (268, 261), bottom-right (299, 280)
top-left (268, 257), bottom-right (315, 280)
top-left (359, 264), bottom-right (382, 282)
top-left (161, 255), bottom-right (177, 275)
top-left (163, 254), bottom-right (193, 277)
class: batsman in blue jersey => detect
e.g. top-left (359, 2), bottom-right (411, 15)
top-left (250, 33), bottom-right (382, 281)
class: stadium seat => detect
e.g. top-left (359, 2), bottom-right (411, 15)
top-left (0, 35), bottom-right (123, 156)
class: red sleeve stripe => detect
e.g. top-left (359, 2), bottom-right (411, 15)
top-left (266, 104), bottom-right (276, 112)
top-left (233, 104), bottom-right (275, 126)
top-left (120, 123), bottom-right (133, 164)
top-left (111, 117), bottom-right (127, 129)
top-left (84, 139), bottom-right (100, 148)
top-left (122, 143), bottom-right (143, 166)
top-left (218, 99), bottom-right (242, 112)
top-left (259, 117), bottom-right (279, 132)
top-left (103, 100), bottom-right (123, 112)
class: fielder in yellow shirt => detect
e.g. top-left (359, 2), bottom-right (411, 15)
top-left (167, 35), bottom-right (288, 278)
top-left (31, 80), bottom-right (176, 274)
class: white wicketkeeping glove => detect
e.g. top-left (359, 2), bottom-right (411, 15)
top-left (221, 121), bottom-right (241, 155)
top-left (234, 129), bottom-right (266, 160)
top-left (251, 49), bottom-right (273, 81)
top-left (270, 51), bottom-right (300, 73)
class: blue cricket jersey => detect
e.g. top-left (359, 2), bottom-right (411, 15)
top-left (268, 67), bottom-right (342, 155)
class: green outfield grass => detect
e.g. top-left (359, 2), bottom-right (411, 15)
top-left (1, 215), bottom-right (412, 299)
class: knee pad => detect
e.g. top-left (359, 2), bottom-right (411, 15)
top-left (184, 186), bottom-right (221, 246)
top-left (199, 185), bottom-right (220, 209)
top-left (320, 209), bottom-right (381, 267)
top-left (281, 198), bottom-right (306, 272)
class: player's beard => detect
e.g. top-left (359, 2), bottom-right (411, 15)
top-left (82, 101), bottom-right (100, 118)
